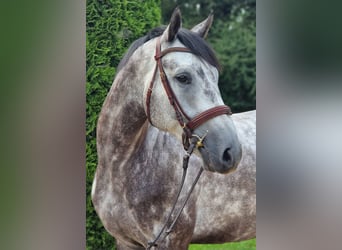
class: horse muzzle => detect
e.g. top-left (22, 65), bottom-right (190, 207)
top-left (197, 131), bottom-right (242, 174)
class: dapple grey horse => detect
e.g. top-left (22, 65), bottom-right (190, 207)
top-left (92, 8), bottom-right (255, 250)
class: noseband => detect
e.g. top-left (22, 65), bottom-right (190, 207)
top-left (146, 37), bottom-right (232, 150)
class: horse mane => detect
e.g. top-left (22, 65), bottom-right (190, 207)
top-left (117, 26), bottom-right (220, 72)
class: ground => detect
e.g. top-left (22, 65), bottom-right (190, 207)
top-left (189, 238), bottom-right (256, 250)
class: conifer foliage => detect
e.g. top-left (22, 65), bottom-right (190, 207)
top-left (86, 1), bottom-right (161, 249)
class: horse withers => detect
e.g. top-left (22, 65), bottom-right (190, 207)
top-left (92, 8), bottom-right (256, 250)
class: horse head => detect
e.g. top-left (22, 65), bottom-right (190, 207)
top-left (142, 8), bottom-right (242, 173)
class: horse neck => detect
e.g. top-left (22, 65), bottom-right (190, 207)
top-left (96, 57), bottom-right (149, 167)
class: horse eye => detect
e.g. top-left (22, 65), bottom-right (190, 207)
top-left (175, 74), bottom-right (191, 84)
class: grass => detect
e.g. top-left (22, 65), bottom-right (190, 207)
top-left (189, 239), bottom-right (256, 250)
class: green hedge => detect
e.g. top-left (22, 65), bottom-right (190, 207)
top-left (86, 1), bottom-right (161, 249)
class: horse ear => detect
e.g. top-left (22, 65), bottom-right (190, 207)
top-left (161, 7), bottom-right (182, 43)
top-left (191, 13), bottom-right (213, 39)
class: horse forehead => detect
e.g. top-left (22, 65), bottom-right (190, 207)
top-left (162, 53), bottom-right (193, 70)
top-left (163, 53), bottom-right (218, 79)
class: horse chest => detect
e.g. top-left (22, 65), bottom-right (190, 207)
top-left (94, 151), bottom-right (189, 239)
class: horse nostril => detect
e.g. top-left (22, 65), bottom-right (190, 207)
top-left (222, 148), bottom-right (232, 163)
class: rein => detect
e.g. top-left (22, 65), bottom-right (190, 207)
top-left (145, 37), bottom-right (232, 249)
top-left (147, 138), bottom-right (203, 249)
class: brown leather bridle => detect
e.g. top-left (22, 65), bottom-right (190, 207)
top-left (146, 37), bottom-right (232, 150)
